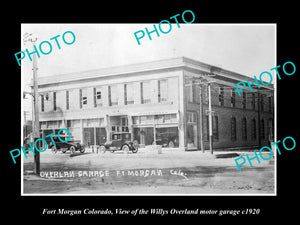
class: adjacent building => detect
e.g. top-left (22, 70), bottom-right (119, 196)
top-left (33, 57), bottom-right (274, 151)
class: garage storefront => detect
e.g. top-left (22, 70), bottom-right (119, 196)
top-left (40, 120), bottom-right (65, 144)
top-left (66, 119), bottom-right (81, 142)
top-left (131, 113), bottom-right (179, 148)
top-left (82, 118), bottom-right (106, 147)
top-left (186, 111), bottom-right (197, 149)
top-left (40, 118), bottom-right (107, 147)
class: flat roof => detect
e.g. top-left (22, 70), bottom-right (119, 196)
top-left (32, 56), bottom-right (273, 90)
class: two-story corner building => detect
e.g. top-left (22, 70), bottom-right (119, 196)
top-left (33, 57), bottom-right (274, 151)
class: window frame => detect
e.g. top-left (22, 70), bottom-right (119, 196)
top-left (158, 79), bottom-right (168, 103)
top-left (53, 92), bottom-right (56, 111)
top-left (66, 90), bottom-right (69, 110)
top-left (141, 81), bottom-right (151, 104)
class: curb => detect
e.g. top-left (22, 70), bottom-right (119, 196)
top-left (214, 153), bottom-right (240, 159)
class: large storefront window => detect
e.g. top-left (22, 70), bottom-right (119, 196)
top-left (82, 127), bottom-right (107, 146)
top-left (133, 127), bottom-right (179, 148)
top-left (133, 127), bottom-right (154, 146)
top-left (140, 115), bottom-right (154, 124)
top-left (96, 128), bottom-right (107, 145)
top-left (133, 114), bottom-right (177, 125)
top-left (47, 120), bottom-right (62, 129)
top-left (155, 127), bottom-right (179, 147)
top-left (83, 118), bottom-right (104, 127)
top-left (67, 119), bottom-right (81, 128)
top-left (164, 114), bottom-right (177, 123)
top-left (43, 129), bottom-right (55, 144)
top-left (83, 127), bottom-right (94, 146)
top-left (187, 112), bottom-right (197, 149)
top-left (132, 113), bottom-right (179, 148)
top-left (82, 118), bottom-right (106, 146)
top-left (187, 124), bottom-right (197, 148)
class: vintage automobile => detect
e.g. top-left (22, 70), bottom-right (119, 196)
top-left (152, 132), bottom-right (178, 148)
top-left (99, 132), bottom-right (139, 153)
top-left (49, 137), bottom-right (85, 154)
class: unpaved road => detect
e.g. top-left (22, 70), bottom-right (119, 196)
top-left (22, 148), bottom-right (275, 195)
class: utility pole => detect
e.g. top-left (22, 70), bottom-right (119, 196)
top-left (186, 75), bottom-right (215, 154)
top-left (33, 43), bottom-right (40, 175)
top-left (207, 83), bottom-right (213, 154)
top-left (24, 33), bottom-right (40, 175)
top-left (153, 123), bottom-right (157, 145)
top-left (198, 85), bottom-right (204, 153)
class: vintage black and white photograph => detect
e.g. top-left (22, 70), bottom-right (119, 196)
top-left (21, 23), bottom-right (276, 195)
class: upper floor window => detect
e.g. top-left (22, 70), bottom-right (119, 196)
top-left (242, 117), bottom-right (247, 140)
top-left (242, 92), bottom-right (246, 109)
top-left (231, 89), bottom-right (235, 108)
top-left (158, 80), bottom-right (168, 102)
top-left (251, 118), bottom-right (256, 140)
top-left (186, 80), bottom-right (193, 103)
top-left (219, 86), bottom-right (224, 106)
top-left (124, 83), bottom-right (134, 105)
top-left (79, 89), bottom-right (87, 108)
top-left (109, 85), bottom-right (118, 106)
top-left (41, 95), bottom-right (44, 112)
top-left (82, 96), bottom-right (87, 105)
top-left (194, 84), bottom-right (200, 103)
top-left (251, 93), bottom-right (255, 110)
top-left (141, 81), bottom-right (151, 104)
top-left (94, 87), bottom-right (103, 107)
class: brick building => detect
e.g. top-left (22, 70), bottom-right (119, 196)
top-left (34, 57), bottom-right (274, 151)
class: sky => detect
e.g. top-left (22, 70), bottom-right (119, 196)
top-left (21, 23), bottom-right (276, 118)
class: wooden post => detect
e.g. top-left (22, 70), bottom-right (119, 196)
top-left (199, 85), bottom-right (204, 153)
top-left (208, 83), bottom-right (213, 154)
top-left (32, 41), bottom-right (40, 175)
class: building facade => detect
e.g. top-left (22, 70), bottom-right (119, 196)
top-left (34, 57), bottom-right (274, 151)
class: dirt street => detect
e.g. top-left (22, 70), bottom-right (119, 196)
top-left (22, 148), bottom-right (275, 195)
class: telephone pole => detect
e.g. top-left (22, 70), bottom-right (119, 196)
top-left (198, 85), bottom-right (204, 153)
top-left (186, 75), bottom-right (215, 154)
top-left (207, 83), bottom-right (213, 154)
top-left (199, 79), bottom-right (215, 154)
top-left (24, 33), bottom-right (40, 175)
